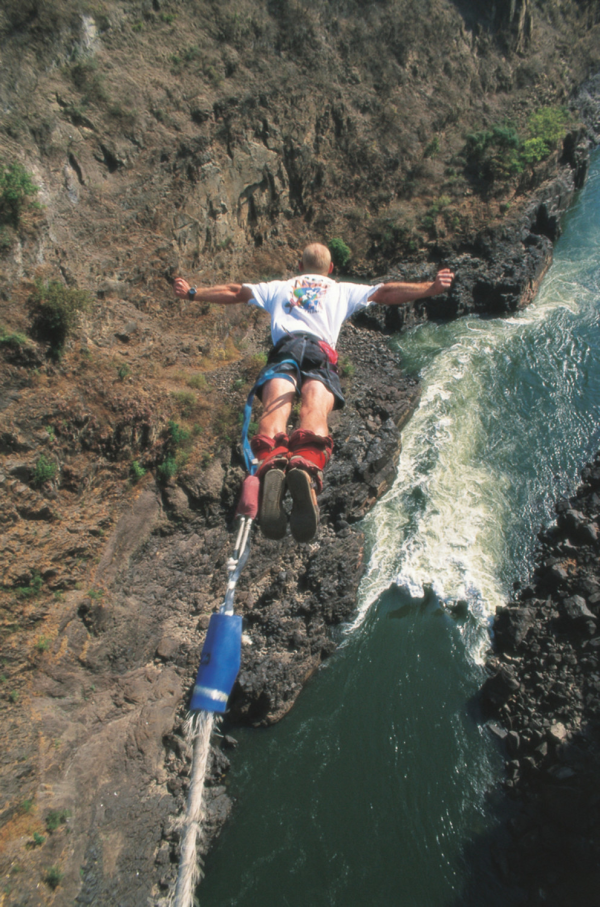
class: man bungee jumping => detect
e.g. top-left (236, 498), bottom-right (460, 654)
top-left (174, 243), bottom-right (454, 544)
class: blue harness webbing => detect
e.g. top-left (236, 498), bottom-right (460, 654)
top-left (241, 359), bottom-right (300, 474)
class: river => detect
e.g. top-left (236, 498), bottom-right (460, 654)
top-left (200, 151), bottom-right (600, 906)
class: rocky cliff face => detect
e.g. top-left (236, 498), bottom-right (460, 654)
top-left (471, 452), bottom-right (600, 907)
top-left (1, 1), bottom-right (600, 905)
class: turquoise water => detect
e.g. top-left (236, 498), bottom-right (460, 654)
top-left (201, 152), bottom-right (600, 906)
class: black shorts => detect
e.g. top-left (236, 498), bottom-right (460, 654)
top-left (256, 332), bottom-right (345, 410)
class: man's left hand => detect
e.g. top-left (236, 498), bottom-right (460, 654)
top-left (432, 269), bottom-right (455, 294)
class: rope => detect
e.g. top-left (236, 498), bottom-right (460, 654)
top-left (171, 711), bottom-right (215, 907)
top-left (172, 354), bottom-right (295, 902)
top-left (171, 519), bottom-right (254, 906)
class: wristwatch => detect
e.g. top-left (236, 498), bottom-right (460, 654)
top-left (187, 287), bottom-right (197, 300)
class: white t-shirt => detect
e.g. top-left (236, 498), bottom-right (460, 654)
top-left (243, 275), bottom-right (380, 347)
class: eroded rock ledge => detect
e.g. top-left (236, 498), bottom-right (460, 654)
top-left (475, 452), bottom-right (600, 906)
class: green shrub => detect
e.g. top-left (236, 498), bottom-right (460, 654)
top-left (15, 571), bottom-right (43, 598)
top-left (157, 455), bottom-right (177, 483)
top-left (328, 237), bottom-right (352, 270)
top-left (520, 137), bottom-right (550, 165)
top-left (465, 108), bottom-right (572, 183)
top-left (32, 832), bottom-right (45, 846)
top-left (117, 364), bottom-right (130, 380)
top-left (339, 357), bottom-right (355, 378)
top-left (528, 106), bottom-right (570, 149)
top-left (45, 865), bottom-right (63, 889)
top-left (168, 420), bottom-right (191, 447)
top-left (35, 636), bottom-right (50, 652)
top-left (45, 809), bottom-right (70, 834)
top-left (465, 123), bottom-right (523, 180)
top-left (0, 161), bottom-right (38, 227)
top-left (248, 352), bottom-right (267, 371)
top-left (131, 460), bottom-right (146, 482)
top-left (21, 798), bottom-right (34, 813)
top-left (32, 455), bottom-right (56, 486)
top-left (30, 280), bottom-right (91, 357)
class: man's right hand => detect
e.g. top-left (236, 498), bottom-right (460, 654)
top-left (174, 277), bottom-right (191, 299)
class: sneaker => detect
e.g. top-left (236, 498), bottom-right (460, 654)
top-left (259, 467), bottom-right (287, 540)
top-left (286, 467), bottom-right (319, 543)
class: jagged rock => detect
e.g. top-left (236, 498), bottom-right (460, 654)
top-left (481, 665), bottom-right (520, 711)
top-left (156, 638), bottom-right (180, 661)
top-left (562, 595), bottom-right (595, 624)
top-left (494, 605), bottom-right (537, 649)
top-left (179, 460), bottom-right (225, 510)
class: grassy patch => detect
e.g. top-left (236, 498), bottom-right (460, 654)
top-left (0, 323), bottom-right (28, 348)
top-left (213, 402), bottom-right (238, 443)
top-left (15, 571), bottom-right (43, 598)
top-left (424, 136), bottom-right (440, 158)
top-left (171, 391), bottom-right (197, 419)
top-left (45, 809), bottom-right (70, 834)
top-left (187, 373), bottom-right (207, 390)
top-left (0, 161), bottom-right (38, 228)
top-left (44, 865), bottom-right (63, 889)
top-left (32, 455), bottom-right (56, 486)
top-left (339, 356), bottom-right (355, 378)
top-left (246, 352), bottom-right (267, 373)
top-left (67, 58), bottom-right (108, 105)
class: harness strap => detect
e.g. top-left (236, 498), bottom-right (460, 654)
top-left (241, 358), bottom-right (300, 474)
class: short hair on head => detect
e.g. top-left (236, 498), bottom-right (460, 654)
top-left (302, 243), bottom-right (331, 275)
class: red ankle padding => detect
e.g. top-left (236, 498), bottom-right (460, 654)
top-left (250, 432), bottom-right (289, 478)
top-left (287, 430), bottom-right (333, 493)
top-left (235, 474), bottom-right (260, 519)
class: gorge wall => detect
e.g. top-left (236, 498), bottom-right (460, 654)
top-left (1, 1), bottom-right (600, 904)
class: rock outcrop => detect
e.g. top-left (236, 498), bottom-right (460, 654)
top-left (470, 451), bottom-right (600, 906)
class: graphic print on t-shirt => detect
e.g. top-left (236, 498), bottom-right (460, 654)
top-left (285, 277), bottom-right (329, 313)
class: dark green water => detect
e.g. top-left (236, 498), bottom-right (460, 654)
top-left (201, 152), bottom-right (600, 906)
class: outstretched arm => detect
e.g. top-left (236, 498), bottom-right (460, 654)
top-left (173, 277), bottom-right (253, 305)
top-left (369, 268), bottom-right (454, 306)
